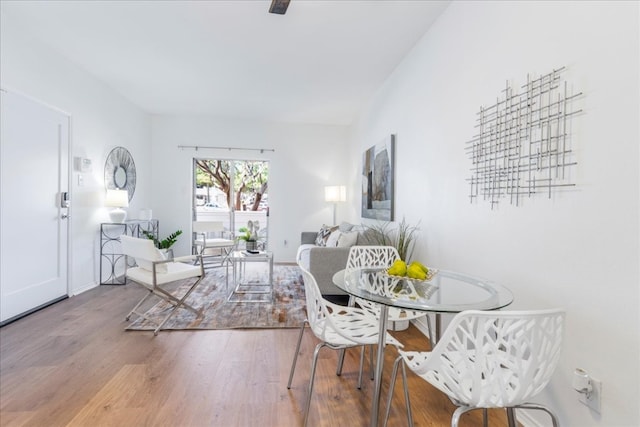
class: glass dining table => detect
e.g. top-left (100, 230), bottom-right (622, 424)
top-left (333, 267), bottom-right (514, 427)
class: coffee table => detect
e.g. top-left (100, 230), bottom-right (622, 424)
top-left (227, 250), bottom-right (274, 303)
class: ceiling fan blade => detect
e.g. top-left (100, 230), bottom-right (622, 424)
top-left (269, 0), bottom-right (290, 15)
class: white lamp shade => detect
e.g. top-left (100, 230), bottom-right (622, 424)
top-left (105, 189), bottom-right (128, 223)
top-left (324, 185), bottom-right (346, 202)
top-left (105, 189), bottom-right (129, 208)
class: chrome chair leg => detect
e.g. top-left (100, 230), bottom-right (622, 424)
top-left (125, 290), bottom-right (153, 321)
top-left (383, 356), bottom-right (399, 427)
top-left (354, 344), bottom-right (374, 384)
top-left (425, 314), bottom-right (434, 349)
top-left (384, 355), bottom-right (413, 427)
top-left (357, 345), bottom-right (366, 389)
top-left (369, 345), bottom-right (375, 380)
top-left (401, 360), bottom-right (412, 427)
top-left (507, 407), bottom-right (517, 427)
top-left (303, 342), bottom-right (327, 427)
top-left (152, 276), bottom-right (203, 335)
top-left (514, 403), bottom-right (560, 427)
top-left (336, 347), bottom-right (346, 376)
top-left (452, 406), bottom-right (475, 427)
top-left (287, 319), bottom-right (308, 389)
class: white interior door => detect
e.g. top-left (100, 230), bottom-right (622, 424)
top-left (0, 89), bottom-right (70, 323)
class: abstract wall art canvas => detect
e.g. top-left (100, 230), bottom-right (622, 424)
top-left (362, 134), bottom-right (395, 221)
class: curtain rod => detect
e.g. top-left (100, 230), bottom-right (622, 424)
top-left (177, 145), bottom-right (275, 153)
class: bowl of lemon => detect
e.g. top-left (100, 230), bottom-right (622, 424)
top-left (383, 259), bottom-right (437, 282)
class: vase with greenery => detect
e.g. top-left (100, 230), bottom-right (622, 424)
top-left (142, 230), bottom-right (183, 250)
top-left (364, 218), bottom-right (420, 262)
top-left (237, 220), bottom-right (260, 251)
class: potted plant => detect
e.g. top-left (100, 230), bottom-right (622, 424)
top-left (237, 220), bottom-right (259, 252)
top-left (364, 218), bottom-right (420, 262)
top-left (142, 230), bottom-right (183, 258)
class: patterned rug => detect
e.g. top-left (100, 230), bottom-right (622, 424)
top-left (125, 264), bottom-right (307, 331)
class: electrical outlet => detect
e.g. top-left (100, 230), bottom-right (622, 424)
top-left (579, 377), bottom-right (601, 413)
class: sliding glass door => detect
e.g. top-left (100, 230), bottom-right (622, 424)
top-left (193, 158), bottom-right (269, 249)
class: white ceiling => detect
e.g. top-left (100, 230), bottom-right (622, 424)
top-left (3, 0), bottom-right (449, 125)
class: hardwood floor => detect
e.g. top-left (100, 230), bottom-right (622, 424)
top-left (1, 283), bottom-right (511, 426)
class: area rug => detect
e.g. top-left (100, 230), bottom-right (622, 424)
top-left (126, 264), bottom-right (307, 331)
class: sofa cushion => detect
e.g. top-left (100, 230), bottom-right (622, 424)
top-left (325, 230), bottom-right (341, 247)
top-left (315, 224), bottom-right (338, 246)
top-left (337, 230), bottom-right (358, 248)
top-left (338, 222), bottom-right (354, 232)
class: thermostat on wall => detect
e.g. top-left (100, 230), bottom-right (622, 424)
top-left (74, 157), bottom-right (92, 173)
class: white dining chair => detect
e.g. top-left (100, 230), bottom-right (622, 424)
top-left (287, 264), bottom-right (404, 427)
top-left (384, 308), bottom-right (566, 427)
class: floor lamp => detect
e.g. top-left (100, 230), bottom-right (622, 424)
top-left (324, 185), bottom-right (346, 225)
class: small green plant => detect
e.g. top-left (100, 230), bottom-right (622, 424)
top-left (364, 218), bottom-right (420, 262)
top-left (142, 230), bottom-right (183, 249)
top-left (237, 220), bottom-right (260, 243)
top-left (237, 226), bottom-right (254, 242)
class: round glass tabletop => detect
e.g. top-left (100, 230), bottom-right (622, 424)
top-left (334, 268), bottom-right (513, 313)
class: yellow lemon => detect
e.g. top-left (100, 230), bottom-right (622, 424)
top-left (387, 259), bottom-right (407, 276)
top-left (409, 261), bottom-right (429, 274)
top-left (407, 264), bottom-right (427, 280)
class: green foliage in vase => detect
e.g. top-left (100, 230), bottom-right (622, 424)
top-left (142, 230), bottom-right (183, 249)
top-left (237, 227), bottom-right (255, 242)
top-left (364, 218), bottom-right (420, 262)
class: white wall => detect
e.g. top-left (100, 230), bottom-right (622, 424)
top-left (1, 10), bottom-right (152, 294)
top-left (150, 116), bottom-right (350, 262)
top-left (349, 1), bottom-right (639, 426)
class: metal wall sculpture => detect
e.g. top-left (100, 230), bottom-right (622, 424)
top-left (466, 67), bottom-right (582, 208)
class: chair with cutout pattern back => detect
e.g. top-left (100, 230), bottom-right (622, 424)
top-left (287, 264), bottom-right (403, 427)
top-left (384, 309), bottom-right (566, 427)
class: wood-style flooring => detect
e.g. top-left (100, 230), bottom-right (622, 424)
top-left (1, 281), bottom-right (512, 426)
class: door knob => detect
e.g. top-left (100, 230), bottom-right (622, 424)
top-left (61, 213), bottom-right (70, 219)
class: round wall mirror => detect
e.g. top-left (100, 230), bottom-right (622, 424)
top-left (104, 147), bottom-right (136, 202)
top-left (114, 166), bottom-right (127, 188)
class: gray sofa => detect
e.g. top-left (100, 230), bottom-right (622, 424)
top-left (297, 224), bottom-right (373, 303)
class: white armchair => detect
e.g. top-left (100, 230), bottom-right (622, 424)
top-left (122, 235), bottom-right (205, 335)
top-left (192, 221), bottom-right (236, 269)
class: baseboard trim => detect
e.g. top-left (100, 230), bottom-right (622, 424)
top-left (514, 410), bottom-right (543, 427)
top-left (410, 316), bottom-right (432, 339)
top-left (71, 281), bottom-right (99, 296)
top-left (0, 295), bottom-right (68, 327)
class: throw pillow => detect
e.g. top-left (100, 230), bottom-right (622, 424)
top-left (337, 230), bottom-right (358, 248)
top-left (315, 224), bottom-right (338, 247)
top-left (325, 230), bottom-right (342, 247)
top-left (338, 222), bottom-right (354, 232)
